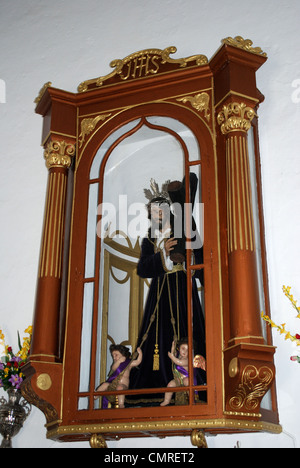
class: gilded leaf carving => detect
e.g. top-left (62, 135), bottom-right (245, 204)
top-left (177, 92), bottom-right (210, 121)
top-left (79, 114), bottom-right (111, 147)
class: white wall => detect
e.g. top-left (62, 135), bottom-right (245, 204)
top-left (0, 0), bottom-right (299, 448)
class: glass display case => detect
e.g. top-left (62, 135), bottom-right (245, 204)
top-left (22, 37), bottom-right (281, 447)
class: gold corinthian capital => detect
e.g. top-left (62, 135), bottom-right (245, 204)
top-left (44, 140), bottom-right (76, 169)
top-left (217, 102), bottom-right (256, 135)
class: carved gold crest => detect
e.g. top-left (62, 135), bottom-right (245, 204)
top-left (78, 46), bottom-right (208, 92)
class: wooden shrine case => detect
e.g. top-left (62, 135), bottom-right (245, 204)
top-left (22, 36), bottom-right (281, 447)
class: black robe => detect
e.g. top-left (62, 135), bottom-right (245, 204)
top-left (128, 235), bottom-right (206, 404)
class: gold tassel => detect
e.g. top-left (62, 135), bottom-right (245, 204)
top-left (153, 344), bottom-right (159, 371)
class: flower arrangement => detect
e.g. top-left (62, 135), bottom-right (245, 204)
top-left (261, 286), bottom-right (300, 363)
top-left (0, 326), bottom-right (32, 391)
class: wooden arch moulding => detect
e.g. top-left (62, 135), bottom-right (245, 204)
top-left (23, 37), bottom-right (281, 447)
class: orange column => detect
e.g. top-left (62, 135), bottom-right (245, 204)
top-left (217, 102), bottom-right (263, 345)
top-left (30, 139), bottom-right (75, 361)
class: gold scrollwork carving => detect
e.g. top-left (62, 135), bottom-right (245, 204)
top-left (229, 365), bottom-right (274, 411)
top-left (21, 378), bottom-right (58, 425)
top-left (44, 140), bottom-right (76, 169)
top-left (34, 81), bottom-right (52, 105)
top-left (77, 46), bottom-right (208, 92)
top-left (161, 46), bottom-right (208, 67)
top-left (79, 114), bottom-right (111, 148)
top-left (222, 36), bottom-right (267, 57)
top-left (177, 92), bottom-right (210, 121)
top-left (217, 102), bottom-right (256, 134)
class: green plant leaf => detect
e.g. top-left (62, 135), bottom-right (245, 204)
top-left (17, 331), bottom-right (22, 351)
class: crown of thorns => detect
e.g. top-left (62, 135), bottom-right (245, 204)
top-left (144, 178), bottom-right (171, 204)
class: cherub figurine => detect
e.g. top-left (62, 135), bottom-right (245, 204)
top-left (160, 339), bottom-right (206, 406)
top-left (95, 344), bottom-right (142, 408)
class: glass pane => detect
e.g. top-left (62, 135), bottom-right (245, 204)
top-left (248, 127), bottom-right (267, 340)
top-left (260, 389), bottom-right (272, 411)
top-left (85, 183), bottom-right (99, 278)
top-left (98, 122), bottom-right (185, 244)
top-left (84, 116), bottom-right (206, 409)
top-left (78, 282), bottom-right (94, 393)
top-left (189, 165), bottom-right (204, 252)
top-left (146, 116), bottom-right (201, 163)
top-left (192, 266), bottom-right (207, 405)
top-left (90, 119), bottom-right (141, 180)
top-left (78, 397), bottom-right (89, 411)
top-left (248, 126), bottom-right (272, 411)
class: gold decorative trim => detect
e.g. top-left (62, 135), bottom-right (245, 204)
top-left (229, 365), bottom-right (274, 411)
top-left (228, 358), bottom-right (239, 378)
top-left (46, 418), bottom-right (282, 440)
top-left (36, 373), bottom-right (52, 391)
top-left (177, 92), bottom-right (210, 121)
top-left (217, 102), bottom-right (256, 135)
top-left (214, 90), bottom-right (259, 110)
top-left (78, 46), bottom-right (208, 92)
top-left (34, 81), bottom-right (52, 105)
top-left (44, 140), bottom-right (76, 169)
top-left (222, 36), bottom-right (267, 57)
top-left (45, 418), bottom-right (63, 429)
top-left (76, 86), bottom-right (215, 166)
top-left (29, 353), bottom-right (61, 360)
top-left (225, 337), bottom-right (272, 348)
top-left (225, 134), bottom-right (255, 253)
top-left (42, 131), bottom-right (76, 148)
top-left (79, 114), bottom-right (111, 148)
top-left (76, 97), bottom-right (215, 170)
top-left (224, 410), bottom-right (262, 418)
top-left (104, 229), bottom-right (141, 259)
top-left (38, 172), bottom-right (67, 278)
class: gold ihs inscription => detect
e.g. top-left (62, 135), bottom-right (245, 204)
top-left (78, 47), bottom-right (208, 91)
top-left (118, 54), bottom-right (160, 80)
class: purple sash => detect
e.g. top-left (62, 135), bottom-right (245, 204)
top-left (176, 365), bottom-right (189, 378)
top-left (102, 359), bottom-right (131, 409)
top-left (176, 365), bottom-right (197, 386)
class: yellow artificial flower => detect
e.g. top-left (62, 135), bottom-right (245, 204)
top-left (16, 325), bottom-right (32, 360)
top-left (24, 326), bottom-right (32, 335)
top-left (279, 324), bottom-right (286, 334)
top-left (261, 310), bottom-right (300, 346)
top-left (0, 330), bottom-right (5, 352)
top-left (285, 332), bottom-right (292, 341)
top-left (282, 285), bottom-right (300, 315)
